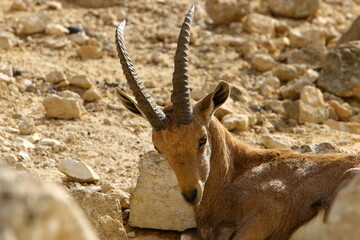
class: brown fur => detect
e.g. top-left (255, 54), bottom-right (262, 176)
top-left (152, 105), bottom-right (360, 240)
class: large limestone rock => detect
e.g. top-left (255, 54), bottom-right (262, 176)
top-left (284, 100), bottom-right (329, 123)
top-left (70, 188), bottom-right (128, 240)
top-left (317, 41), bottom-right (360, 99)
top-left (268, 0), bottom-right (320, 19)
top-left (129, 151), bottom-right (196, 231)
top-left (322, 173), bottom-right (360, 240)
top-left (0, 166), bottom-right (99, 240)
top-left (205, 0), bottom-right (260, 24)
top-left (43, 93), bottom-right (87, 119)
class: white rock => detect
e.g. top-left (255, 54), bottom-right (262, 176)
top-left (18, 15), bottom-right (47, 35)
top-left (69, 32), bottom-right (89, 45)
top-left (58, 159), bottom-right (100, 182)
top-left (0, 35), bottom-right (14, 50)
top-left (300, 86), bottom-right (325, 107)
top-left (129, 151), bottom-right (196, 231)
top-left (70, 188), bottom-right (128, 240)
top-left (273, 64), bottom-right (298, 81)
top-left (38, 138), bottom-right (61, 147)
top-left (268, 0), bottom-right (320, 19)
top-left (82, 88), bottom-right (101, 102)
top-left (324, 119), bottom-right (360, 134)
top-left (262, 134), bottom-right (296, 149)
top-left (18, 118), bottom-right (36, 135)
top-left (243, 13), bottom-right (276, 37)
top-left (69, 75), bottom-right (92, 89)
top-left (251, 54), bottom-right (277, 72)
top-left (43, 94), bottom-right (87, 119)
top-left (6, 127), bottom-right (19, 134)
top-left (14, 137), bottom-right (34, 149)
top-left (221, 114), bottom-right (249, 131)
top-left (45, 23), bottom-right (69, 35)
top-left (284, 100), bottom-right (329, 124)
top-left (46, 70), bottom-right (66, 84)
top-left (328, 100), bottom-right (353, 122)
top-left (0, 72), bottom-right (16, 84)
top-left (0, 65), bottom-right (13, 77)
top-left (0, 167), bottom-right (99, 240)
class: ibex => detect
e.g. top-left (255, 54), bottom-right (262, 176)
top-left (115, 6), bottom-right (360, 240)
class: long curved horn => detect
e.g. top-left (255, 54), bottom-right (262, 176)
top-left (115, 21), bottom-right (168, 131)
top-left (171, 5), bottom-right (195, 125)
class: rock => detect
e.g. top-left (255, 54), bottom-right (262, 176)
top-left (337, 15), bottom-right (360, 46)
top-left (273, 64), bottom-right (298, 81)
top-left (70, 188), bottom-right (128, 240)
top-left (82, 88), bottom-right (101, 102)
top-left (46, 70), bottom-right (67, 84)
top-left (230, 84), bottom-right (250, 103)
top-left (0, 72), bottom-right (16, 84)
top-left (317, 41), bottom-right (360, 99)
top-left (69, 75), bottom-right (93, 89)
top-left (322, 174), bottom-right (360, 240)
top-left (291, 142), bottom-right (343, 154)
top-left (205, 0), bottom-right (260, 24)
top-left (59, 90), bottom-right (82, 99)
top-left (10, 0), bottom-right (28, 11)
top-left (0, 166), bottom-right (99, 240)
top-left (43, 94), bottom-right (87, 119)
top-left (58, 159), bottom-right (100, 182)
top-left (284, 100), bottom-right (329, 123)
top-left (46, 1), bottom-right (62, 10)
top-left (243, 13), bottom-right (276, 37)
top-left (268, 0), bottom-right (320, 19)
top-left (221, 114), bottom-right (249, 131)
top-left (328, 100), bottom-right (353, 122)
top-left (78, 44), bottom-right (103, 59)
top-left (38, 138), bottom-right (61, 147)
top-left (324, 119), bottom-right (360, 134)
top-left (262, 134), bottom-right (296, 149)
top-left (0, 35), bottom-right (14, 50)
top-left (18, 118), bottom-right (36, 135)
top-left (0, 65), bottom-right (13, 76)
top-left (45, 23), bottom-right (69, 35)
top-left (69, 32), bottom-right (89, 45)
top-left (129, 151), bottom-right (196, 231)
top-left (251, 54), bottom-right (277, 72)
top-left (17, 15), bottom-right (47, 35)
top-left (300, 86), bottom-right (325, 107)
top-left (265, 100), bottom-right (285, 114)
top-left (303, 68), bottom-right (319, 83)
top-left (280, 79), bottom-right (312, 100)
top-left (14, 137), bottom-right (35, 149)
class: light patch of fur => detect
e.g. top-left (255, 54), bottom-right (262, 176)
top-left (261, 179), bottom-right (286, 192)
top-left (294, 159), bottom-right (318, 177)
top-left (290, 209), bottom-right (326, 240)
top-left (251, 163), bottom-right (270, 176)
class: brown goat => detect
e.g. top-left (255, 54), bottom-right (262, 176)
top-left (115, 6), bottom-right (360, 240)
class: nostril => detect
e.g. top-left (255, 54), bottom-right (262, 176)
top-left (182, 189), bottom-right (197, 204)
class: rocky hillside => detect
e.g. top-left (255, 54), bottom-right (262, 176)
top-left (1, 0), bottom-right (360, 239)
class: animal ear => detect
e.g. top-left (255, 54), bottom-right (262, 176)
top-left (115, 88), bottom-right (144, 117)
top-left (194, 81), bottom-right (230, 124)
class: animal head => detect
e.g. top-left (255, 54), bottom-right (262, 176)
top-left (115, 6), bottom-right (230, 205)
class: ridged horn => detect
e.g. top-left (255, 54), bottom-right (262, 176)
top-left (115, 20), bottom-right (168, 131)
top-left (171, 5), bottom-right (195, 125)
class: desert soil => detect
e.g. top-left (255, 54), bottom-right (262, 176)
top-left (1, 0), bottom-right (360, 239)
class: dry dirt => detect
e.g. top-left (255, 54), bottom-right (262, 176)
top-left (1, 0), bottom-right (360, 239)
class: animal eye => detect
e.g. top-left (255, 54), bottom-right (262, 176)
top-left (199, 136), bottom-right (207, 148)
